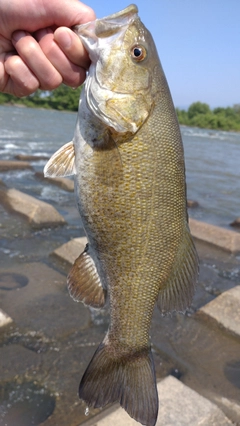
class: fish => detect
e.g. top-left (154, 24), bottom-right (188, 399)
top-left (44, 4), bottom-right (199, 426)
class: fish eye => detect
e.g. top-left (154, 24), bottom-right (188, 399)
top-left (131, 45), bottom-right (147, 61)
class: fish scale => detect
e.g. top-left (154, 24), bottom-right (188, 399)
top-left (44, 4), bottom-right (198, 426)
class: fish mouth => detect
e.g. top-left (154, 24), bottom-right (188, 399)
top-left (73, 4), bottom-right (138, 57)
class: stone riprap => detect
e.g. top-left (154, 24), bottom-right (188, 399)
top-left (187, 199), bottom-right (199, 208)
top-left (189, 218), bottom-right (240, 254)
top-left (15, 154), bottom-right (49, 161)
top-left (0, 160), bottom-right (33, 171)
top-left (0, 308), bottom-right (13, 328)
top-left (0, 187), bottom-right (66, 228)
top-left (52, 237), bottom-right (87, 265)
top-left (81, 376), bottom-right (232, 426)
top-left (199, 285), bottom-right (240, 337)
top-left (230, 217), bottom-right (240, 227)
top-left (35, 172), bottom-right (74, 192)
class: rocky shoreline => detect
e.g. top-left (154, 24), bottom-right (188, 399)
top-left (0, 158), bottom-right (240, 425)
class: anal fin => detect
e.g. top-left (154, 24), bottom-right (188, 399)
top-left (158, 225), bottom-right (199, 314)
top-left (67, 244), bottom-right (107, 309)
top-left (44, 141), bottom-right (76, 177)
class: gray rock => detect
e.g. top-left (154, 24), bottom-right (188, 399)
top-left (189, 218), bottom-right (240, 254)
top-left (199, 285), bottom-right (240, 337)
top-left (0, 187), bottom-right (66, 228)
top-left (35, 171), bottom-right (74, 192)
top-left (0, 160), bottom-right (32, 171)
top-left (81, 376), bottom-right (232, 426)
top-left (52, 237), bottom-right (87, 265)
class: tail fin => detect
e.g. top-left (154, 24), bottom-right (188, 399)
top-left (79, 337), bottom-right (158, 426)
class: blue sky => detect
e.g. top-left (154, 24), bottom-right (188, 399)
top-left (83, 1), bottom-right (240, 109)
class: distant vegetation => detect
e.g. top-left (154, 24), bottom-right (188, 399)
top-left (176, 102), bottom-right (240, 132)
top-left (0, 86), bottom-right (240, 132)
top-left (0, 85), bottom-right (81, 111)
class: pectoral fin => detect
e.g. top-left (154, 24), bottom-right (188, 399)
top-left (158, 226), bottom-right (199, 314)
top-left (44, 141), bottom-right (76, 177)
top-left (67, 244), bottom-right (107, 309)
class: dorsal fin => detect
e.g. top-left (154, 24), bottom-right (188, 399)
top-left (67, 244), bottom-right (107, 309)
top-left (44, 141), bottom-right (76, 177)
top-left (158, 226), bottom-right (199, 314)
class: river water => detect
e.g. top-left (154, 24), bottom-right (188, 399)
top-left (0, 105), bottom-right (240, 230)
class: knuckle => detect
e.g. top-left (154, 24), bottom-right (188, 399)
top-left (40, 73), bottom-right (62, 91)
top-left (63, 69), bottom-right (86, 88)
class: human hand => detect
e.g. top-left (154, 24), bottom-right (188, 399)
top-left (0, 0), bottom-right (95, 97)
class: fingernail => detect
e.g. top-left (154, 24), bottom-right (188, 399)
top-left (54, 29), bottom-right (72, 49)
top-left (12, 30), bottom-right (27, 43)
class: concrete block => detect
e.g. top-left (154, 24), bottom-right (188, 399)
top-left (15, 154), bottom-right (49, 161)
top-left (189, 218), bottom-right (240, 254)
top-left (199, 285), bottom-right (240, 337)
top-left (213, 395), bottom-right (240, 425)
top-left (52, 237), bottom-right (87, 265)
top-left (35, 171), bottom-right (74, 192)
top-left (0, 345), bottom-right (40, 381)
top-left (0, 187), bottom-right (66, 228)
top-left (0, 308), bottom-right (13, 327)
top-left (82, 376), bottom-right (232, 426)
top-left (0, 160), bottom-right (32, 171)
top-left (0, 262), bottom-right (90, 338)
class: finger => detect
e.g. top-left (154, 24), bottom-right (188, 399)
top-left (12, 30), bottom-right (62, 90)
top-left (4, 54), bottom-right (39, 97)
top-left (35, 28), bottom-right (87, 87)
top-left (54, 27), bottom-right (90, 69)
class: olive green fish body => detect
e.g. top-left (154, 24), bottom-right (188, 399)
top-left (44, 5), bottom-right (198, 426)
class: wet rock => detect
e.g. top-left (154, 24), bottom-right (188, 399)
top-left (0, 179), bottom-right (6, 187)
top-left (0, 380), bottom-right (55, 426)
top-left (0, 345), bottom-right (40, 381)
top-left (0, 308), bottom-right (13, 327)
top-left (230, 217), bottom-right (240, 228)
top-left (187, 199), bottom-right (199, 208)
top-left (15, 154), bottom-right (49, 161)
top-left (0, 187), bottom-right (66, 228)
top-left (0, 160), bottom-right (32, 171)
top-left (0, 272), bottom-right (29, 290)
top-left (198, 286), bottom-right (240, 338)
top-left (81, 376), bottom-right (232, 425)
top-left (52, 237), bottom-right (87, 265)
top-left (35, 171), bottom-right (74, 192)
top-left (0, 262), bottom-right (90, 338)
top-left (189, 218), bottom-right (240, 254)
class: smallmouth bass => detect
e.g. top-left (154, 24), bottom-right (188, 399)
top-left (44, 4), bottom-right (198, 426)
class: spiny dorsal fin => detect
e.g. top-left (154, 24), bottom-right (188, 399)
top-left (158, 226), bottom-right (199, 314)
top-left (44, 141), bottom-right (76, 177)
top-left (67, 244), bottom-right (107, 309)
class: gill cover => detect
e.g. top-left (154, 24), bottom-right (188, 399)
top-left (74, 4), bottom-right (154, 134)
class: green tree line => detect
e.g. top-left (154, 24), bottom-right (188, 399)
top-left (176, 101), bottom-right (240, 132)
top-left (0, 85), bottom-right (81, 111)
top-left (0, 86), bottom-right (240, 132)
